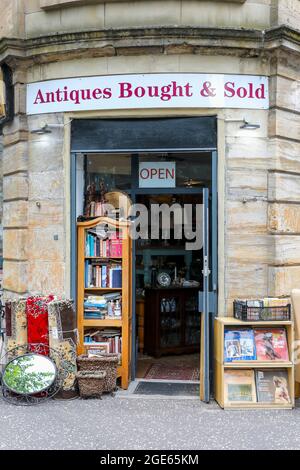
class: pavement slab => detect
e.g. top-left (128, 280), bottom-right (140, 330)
top-left (0, 396), bottom-right (299, 450)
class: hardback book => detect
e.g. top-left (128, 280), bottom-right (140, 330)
top-left (110, 266), bottom-right (122, 288)
top-left (256, 369), bottom-right (291, 404)
top-left (84, 260), bottom-right (89, 287)
top-left (224, 328), bottom-right (256, 362)
top-left (101, 265), bottom-right (107, 288)
top-left (254, 328), bottom-right (289, 361)
top-left (224, 369), bottom-right (257, 404)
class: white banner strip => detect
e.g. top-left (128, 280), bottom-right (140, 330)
top-left (26, 73), bottom-right (269, 115)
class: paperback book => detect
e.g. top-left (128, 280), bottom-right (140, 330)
top-left (254, 328), bottom-right (289, 361)
top-left (224, 328), bottom-right (256, 362)
top-left (224, 369), bottom-right (257, 404)
top-left (256, 369), bottom-right (291, 404)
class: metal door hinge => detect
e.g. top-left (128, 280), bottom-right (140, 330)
top-left (202, 256), bottom-right (211, 277)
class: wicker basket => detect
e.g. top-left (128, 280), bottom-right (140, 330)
top-left (76, 370), bottom-right (107, 398)
top-left (77, 354), bottom-right (119, 393)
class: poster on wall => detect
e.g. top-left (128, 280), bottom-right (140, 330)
top-left (26, 73), bottom-right (269, 115)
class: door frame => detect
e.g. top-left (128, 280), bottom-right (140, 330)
top-left (70, 145), bottom-right (218, 399)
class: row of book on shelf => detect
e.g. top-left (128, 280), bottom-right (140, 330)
top-left (84, 293), bottom-right (122, 319)
top-left (87, 201), bottom-right (106, 218)
top-left (85, 261), bottom-right (122, 288)
top-left (84, 328), bottom-right (122, 358)
top-left (85, 230), bottom-right (123, 258)
top-left (224, 327), bottom-right (289, 362)
top-left (224, 369), bottom-right (291, 405)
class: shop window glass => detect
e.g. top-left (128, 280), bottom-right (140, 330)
top-left (85, 153), bottom-right (132, 193)
top-left (138, 152), bottom-right (212, 189)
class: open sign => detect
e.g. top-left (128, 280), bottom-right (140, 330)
top-left (139, 162), bottom-right (176, 188)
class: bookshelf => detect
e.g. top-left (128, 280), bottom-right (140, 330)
top-left (77, 216), bottom-right (132, 389)
top-left (214, 317), bottom-right (295, 409)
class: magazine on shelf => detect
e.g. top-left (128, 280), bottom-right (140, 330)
top-left (224, 328), bottom-right (256, 362)
top-left (254, 328), bottom-right (289, 361)
top-left (224, 369), bottom-right (257, 404)
top-left (256, 369), bottom-right (291, 404)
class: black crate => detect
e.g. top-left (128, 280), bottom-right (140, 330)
top-left (233, 300), bottom-right (291, 322)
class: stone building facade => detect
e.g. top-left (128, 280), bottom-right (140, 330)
top-left (0, 0), bottom-right (299, 317)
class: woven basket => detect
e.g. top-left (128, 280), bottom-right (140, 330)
top-left (76, 370), bottom-right (107, 398)
top-left (77, 354), bottom-right (119, 393)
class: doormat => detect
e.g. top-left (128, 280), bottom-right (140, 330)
top-left (134, 381), bottom-right (199, 396)
top-left (144, 364), bottom-right (200, 381)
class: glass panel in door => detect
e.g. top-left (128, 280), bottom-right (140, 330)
top-left (160, 295), bottom-right (181, 349)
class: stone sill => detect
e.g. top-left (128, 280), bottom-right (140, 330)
top-left (40, 0), bottom-right (246, 11)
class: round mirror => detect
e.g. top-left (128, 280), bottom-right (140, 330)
top-left (3, 354), bottom-right (57, 395)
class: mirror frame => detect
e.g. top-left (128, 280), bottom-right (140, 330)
top-left (2, 353), bottom-right (57, 396)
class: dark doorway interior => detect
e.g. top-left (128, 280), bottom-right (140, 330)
top-left (134, 182), bottom-right (207, 383)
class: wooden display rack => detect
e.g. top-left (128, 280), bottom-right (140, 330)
top-left (214, 317), bottom-right (295, 409)
top-left (77, 217), bottom-right (132, 389)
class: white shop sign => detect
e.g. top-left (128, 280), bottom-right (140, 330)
top-left (139, 162), bottom-right (176, 188)
top-left (26, 73), bottom-right (269, 115)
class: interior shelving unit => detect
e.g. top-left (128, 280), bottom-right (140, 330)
top-left (77, 216), bottom-right (132, 389)
top-left (214, 317), bottom-right (295, 409)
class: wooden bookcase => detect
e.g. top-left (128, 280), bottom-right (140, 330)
top-left (77, 217), bottom-right (132, 389)
top-left (214, 317), bottom-right (295, 409)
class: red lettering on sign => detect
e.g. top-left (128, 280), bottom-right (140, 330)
top-left (119, 81), bottom-right (194, 102)
top-left (140, 169), bottom-right (149, 179)
top-left (103, 88), bottom-right (112, 99)
top-left (237, 87), bottom-right (247, 98)
top-left (166, 168), bottom-right (175, 179)
top-left (140, 166), bottom-right (176, 180)
top-left (255, 84), bottom-right (265, 99)
top-left (224, 82), bottom-right (235, 98)
top-left (119, 82), bottom-right (132, 98)
top-left (224, 81), bottom-right (266, 100)
top-left (34, 89), bottom-right (45, 104)
top-left (91, 88), bottom-right (102, 99)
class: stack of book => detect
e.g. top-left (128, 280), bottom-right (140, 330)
top-left (84, 293), bottom-right (122, 319)
top-left (85, 231), bottom-right (122, 258)
top-left (85, 262), bottom-right (122, 288)
top-left (84, 296), bottom-right (107, 319)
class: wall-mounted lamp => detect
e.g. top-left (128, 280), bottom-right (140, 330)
top-left (240, 119), bottom-right (260, 130)
top-left (31, 124), bottom-right (53, 134)
top-left (224, 117), bottom-right (260, 130)
top-left (30, 121), bottom-right (72, 134)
